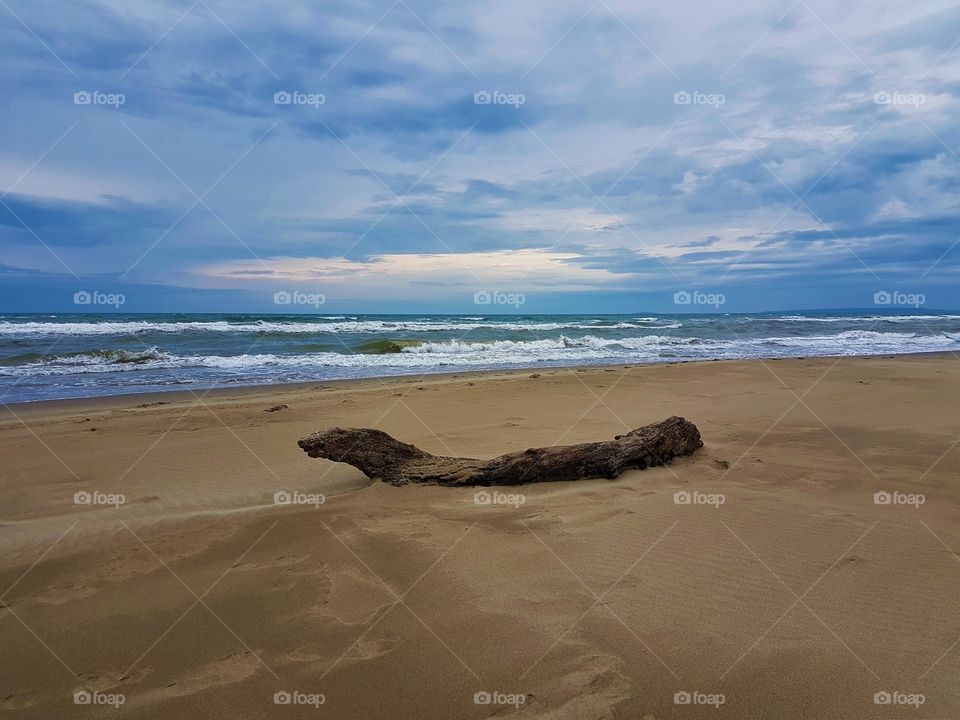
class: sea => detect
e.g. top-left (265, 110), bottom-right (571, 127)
top-left (1, 312), bottom-right (958, 403)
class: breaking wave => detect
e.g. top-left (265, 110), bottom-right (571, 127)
top-left (4, 312), bottom-right (959, 401)
top-left (3, 331), bottom-right (957, 379)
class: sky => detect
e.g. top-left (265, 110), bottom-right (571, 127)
top-left (1, 0), bottom-right (959, 314)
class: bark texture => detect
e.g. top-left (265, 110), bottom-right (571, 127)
top-left (298, 416), bottom-right (702, 487)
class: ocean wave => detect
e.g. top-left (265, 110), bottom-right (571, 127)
top-left (4, 330), bottom-right (957, 378)
top-left (767, 314), bottom-right (960, 323)
top-left (12, 313), bottom-right (956, 338)
top-left (2, 314), bottom-right (958, 340)
top-left (402, 334), bottom-right (700, 354)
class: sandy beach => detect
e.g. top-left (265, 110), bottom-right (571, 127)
top-left (2, 354), bottom-right (960, 718)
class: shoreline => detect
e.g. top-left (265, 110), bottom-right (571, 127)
top-left (3, 349), bottom-right (956, 414)
top-left (3, 311), bottom-right (959, 407)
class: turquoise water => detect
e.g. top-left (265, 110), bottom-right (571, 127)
top-left (1, 312), bottom-right (958, 402)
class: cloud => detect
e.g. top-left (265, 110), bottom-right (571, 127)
top-left (1, 0), bottom-right (960, 309)
top-left (0, 192), bottom-right (179, 247)
top-left (196, 248), bottom-right (630, 296)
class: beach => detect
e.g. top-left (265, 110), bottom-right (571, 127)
top-left (2, 354), bottom-right (960, 718)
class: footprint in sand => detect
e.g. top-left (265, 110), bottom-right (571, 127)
top-left (231, 554), bottom-right (312, 572)
top-left (286, 638), bottom-right (398, 665)
top-left (308, 569), bottom-right (394, 625)
top-left (1, 691), bottom-right (40, 711)
top-left (514, 652), bottom-right (630, 718)
top-left (135, 651), bottom-right (260, 704)
top-left (73, 667), bottom-right (150, 693)
top-left (350, 638), bottom-right (398, 660)
top-left (286, 645), bottom-right (327, 663)
top-left (230, 554), bottom-right (334, 592)
top-left (26, 583), bottom-right (99, 605)
top-left (19, 669), bottom-right (148, 713)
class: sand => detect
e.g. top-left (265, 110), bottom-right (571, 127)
top-left (2, 354), bottom-right (959, 718)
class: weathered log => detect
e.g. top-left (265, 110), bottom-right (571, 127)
top-left (298, 416), bottom-right (702, 487)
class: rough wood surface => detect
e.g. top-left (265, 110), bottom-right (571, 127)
top-left (298, 416), bottom-right (702, 486)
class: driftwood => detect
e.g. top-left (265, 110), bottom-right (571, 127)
top-left (298, 416), bottom-right (702, 487)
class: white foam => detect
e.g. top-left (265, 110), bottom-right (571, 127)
top-left (4, 330), bottom-right (957, 379)
top-left (769, 314), bottom-right (960, 323)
